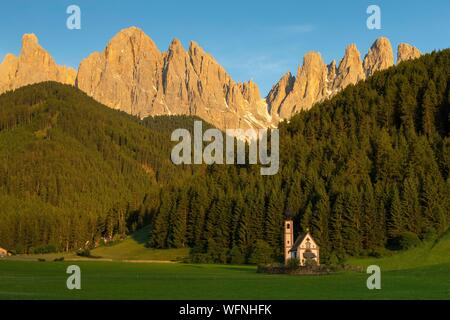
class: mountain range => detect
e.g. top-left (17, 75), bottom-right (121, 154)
top-left (0, 27), bottom-right (422, 131)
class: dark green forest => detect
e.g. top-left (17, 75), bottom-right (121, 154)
top-left (148, 49), bottom-right (450, 264)
top-left (0, 83), bottom-right (203, 253)
top-left (1, 49), bottom-right (449, 264)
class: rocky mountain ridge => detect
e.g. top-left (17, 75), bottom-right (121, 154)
top-left (267, 37), bottom-right (421, 121)
top-left (0, 28), bottom-right (422, 129)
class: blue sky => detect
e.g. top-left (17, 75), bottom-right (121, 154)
top-left (0, 0), bottom-right (449, 95)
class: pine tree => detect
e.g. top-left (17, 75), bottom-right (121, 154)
top-left (401, 174), bottom-right (422, 234)
top-left (168, 192), bottom-right (188, 248)
top-left (421, 80), bottom-right (438, 137)
top-left (286, 172), bottom-right (303, 217)
top-left (388, 188), bottom-right (404, 238)
top-left (311, 183), bottom-right (330, 254)
top-left (342, 186), bottom-right (362, 255)
top-left (264, 188), bottom-right (284, 258)
top-left (330, 194), bottom-right (345, 257)
top-left (301, 202), bottom-right (313, 232)
top-left (361, 180), bottom-right (378, 249)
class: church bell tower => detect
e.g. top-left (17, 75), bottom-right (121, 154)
top-left (284, 220), bottom-right (294, 263)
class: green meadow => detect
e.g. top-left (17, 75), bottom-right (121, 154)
top-left (1, 229), bottom-right (449, 300)
top-left (0, 260), bottom-right (449, 300)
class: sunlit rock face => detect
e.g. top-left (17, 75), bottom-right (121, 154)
top-left (1, 31), bottom-right (422, 130)
top-left (267, 37), bottom-right (419, 120)
top-left (0, 34), bottom-right (76, 94)
top-left (76, 27), bottom-right (272, 131)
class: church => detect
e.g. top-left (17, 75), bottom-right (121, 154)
top-left (284, 220), bottom-right (320, 266)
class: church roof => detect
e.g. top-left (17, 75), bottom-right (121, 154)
top-left (289, 233), bottom-right (306, 252)
top-left (289, 232), bottom-right (318, 253)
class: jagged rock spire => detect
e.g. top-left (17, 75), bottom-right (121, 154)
top-left (0, 34), bottom-right (76, 93)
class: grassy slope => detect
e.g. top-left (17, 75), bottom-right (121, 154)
top-left (348, 230), bottom-right (450, 271)
top-left (5, 226), bottom-right (190, 262)
top-left (89, 226), bottom-right (189, 261)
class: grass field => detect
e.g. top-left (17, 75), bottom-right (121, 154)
top-left (0, 260), bottom-right (449, 300)
top-left (1, 229), bottom-right (449, 300)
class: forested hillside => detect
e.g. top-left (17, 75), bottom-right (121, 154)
top-left (0, 83), bottom-right (203, 253)
top-left (147, 49), bottom-right (450, 264)
top-left (1, 49), bottom-right (450, 263)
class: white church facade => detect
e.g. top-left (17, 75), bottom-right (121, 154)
top-left (284, 220), bottom-right (320, 266)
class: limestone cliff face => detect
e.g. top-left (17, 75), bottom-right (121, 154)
top-left (0, 54), bottom-right (18, 92)
top-left (363, 37), bottom-right (394, 77)
top-left (267, 37), bottom-right (419, 121)
top-left (0, 34), bottom-right (76, 94)
top-left (267, 44), bottom-right (365, 120)
top-left (327, 60), bottom-right (337, 92)
top-left (397, 43), bottom-right (421, 64)
top-left (266, 72), bottom-right (294, 118)
top-left (267, 52), bottom-right (328, 119)
top-left (76, 27), bottom-right (271, 130)
top-left (76, 27), bottom-right (163, 116)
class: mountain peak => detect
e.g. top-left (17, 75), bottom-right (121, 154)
top-left (397, 43), bottom-right (421, 64)
top-left (106, 26), bottom-right (161, 59)
top-left (373, 36), bottom-right (391, 46)
top-left (115, 26), bottom-right (146, 37)
top-left (346, 43), bottom-right (360, 54)
top-left (0, 33), bottom-right (75, 94)
top-left (168, 38), bottom-right (184, 52)
top-left (77, 27), bottom-right (163, 115)
top-left (302, 51), bottom-right (324, 69)
top-left (363, 37), bottom-right (394, 77)
top-left (332, 43), bottom-right (365, 91)
top-left (20, 33), bottom-right (45, 57)
top-left (189, 41), bottom-right (201, 51)
top-left (22, 33), bottom-right (39, 46)
top-left (266, 50), bottom-right (328, 119)
top-left (338, 43), bottom-right (364, 72)
top-left (1, 53), bottom-right (17, 63)
top-left (239, 80), bottom-right (262, 105)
